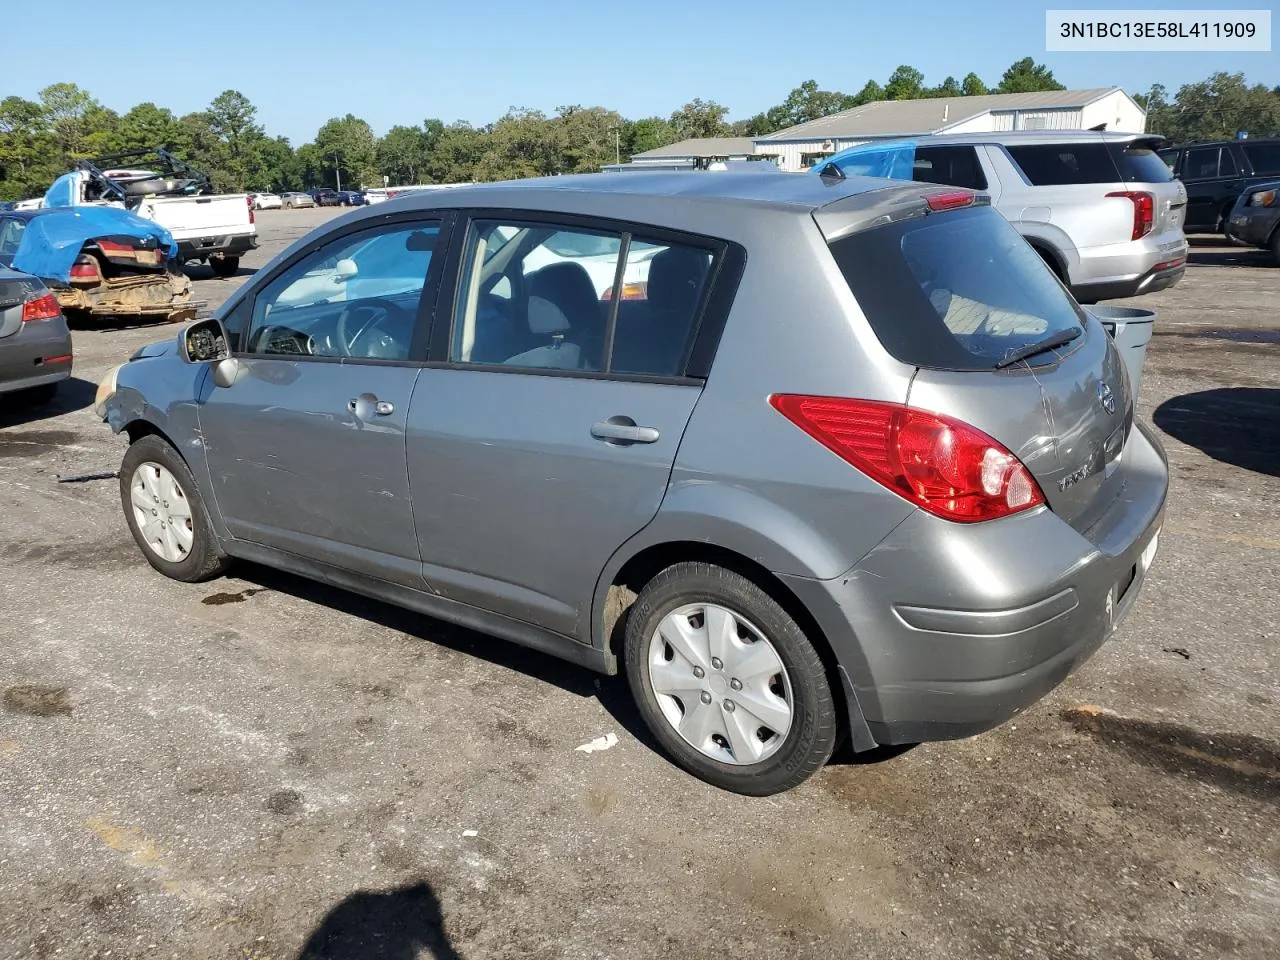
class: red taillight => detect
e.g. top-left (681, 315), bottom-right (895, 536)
top-left (70, 256), bottom-right (100, 281)
top-left (21, 293), bottom-right (60, 323)
top-left (95, 239), bottom-right (133, 256)
top-left (248, 205), bottom-right (255, 224)
top-left (769, 395), bottom-right (1045, 522)
top-left (1106, 190), bottom-right (1155, 240)
top-left (924, 190), bottom-right (975, 212)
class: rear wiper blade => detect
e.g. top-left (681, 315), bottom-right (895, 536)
top-left (994, 326), bottom-right (1082, 369)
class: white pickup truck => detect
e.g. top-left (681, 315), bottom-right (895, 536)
top-left (27, 149), bottom-right (258, 278)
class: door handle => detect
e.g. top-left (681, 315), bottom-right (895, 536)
top-left (348, 394), bottom-right (394, 417)
top-left (591, 417), bottom-right (660, 445)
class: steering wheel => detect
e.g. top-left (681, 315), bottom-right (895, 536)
top-left (335, 298), bottom-right (411, 356)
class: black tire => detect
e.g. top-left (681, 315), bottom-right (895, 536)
top-left (1269, 229), bottom-right (1280, 266)
top-left (623, 562), bottom-right (838, 796)
top-left (209, 256), bottom-right (239, 279)
top-left (119, 435), bottom-right (228, 583)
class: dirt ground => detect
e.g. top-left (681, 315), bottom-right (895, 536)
top-left (1, 209), bottom-right (1277, 960)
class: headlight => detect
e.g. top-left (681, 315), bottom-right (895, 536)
top-left (1247, 189), bottom-right (1277, 208)
top-left (93, 363), bottom-right (124, 420)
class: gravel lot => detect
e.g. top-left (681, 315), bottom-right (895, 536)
top-left (2, 207), bottom-right (1278, 960)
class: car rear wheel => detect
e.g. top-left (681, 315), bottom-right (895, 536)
top-left (624, 562), bottom-right (838, 796)
top-left (209, 256), bottom-right (239, 279)
top-left (119, 435), bottom-right (228, 582)
top-left (1269, 229), bottom-right (1280, 265)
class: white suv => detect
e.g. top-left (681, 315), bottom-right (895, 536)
top-left (901, 131), bottom-right (1188, 303)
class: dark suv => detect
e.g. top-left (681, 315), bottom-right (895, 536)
top-left (1158, 138), bottom-right (1280, 234)
top-left (309, 189), bottom-right (342, 207)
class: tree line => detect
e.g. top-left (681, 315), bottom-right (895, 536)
top-left (2, 61), bottom-right (1277, 201)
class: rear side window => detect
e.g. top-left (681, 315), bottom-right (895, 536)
top-left (1109, 144), bottom-right (1176, 183)
top-left (1243, 143), bottom-right (1280, 175)
top-left (1184, 147), bottom-right (1223, 179)
top-left (912, 146), bottom-right (988, 190)
top-left (829, 207), bottom-right (1085, 372)
top-left (1006, 143), bottom-right (1120, 185)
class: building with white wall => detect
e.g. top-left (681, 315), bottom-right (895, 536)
top-left (754, 88), bottom-right (1146, 172)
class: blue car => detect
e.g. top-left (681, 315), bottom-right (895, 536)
top-left (337, 190), bottom-right (367, 206)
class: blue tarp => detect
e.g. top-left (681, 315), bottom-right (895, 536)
top-left (11, 206), bottom-right (178, 284)
top-left (814, 139), bottom-right (918, 180)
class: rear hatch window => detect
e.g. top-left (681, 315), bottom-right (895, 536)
top-left (829, 205), bottom-right (1085, 371)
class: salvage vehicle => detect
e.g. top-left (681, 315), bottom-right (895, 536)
top-left (1159, 138), bottom-right (1280, 234)
top-left (0, 208), bottom-right (198, 323)
top-left (94, 171), bottom-right (1167, 796)
top-left (1224, 181), bottom-right (1280, 262)
top-left (30, 148), bottom-right (258, 279)
top-left (0, 267), bottom-right (73, 403)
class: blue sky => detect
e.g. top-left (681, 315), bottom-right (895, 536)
top-left (8, 0), bottom-right (1276, 144)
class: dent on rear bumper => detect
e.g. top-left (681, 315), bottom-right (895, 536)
top-left (781, 421), bottom-right (1168, 745)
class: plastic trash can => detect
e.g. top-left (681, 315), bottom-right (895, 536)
top-left (1088, 305), bottom-right (1156, 402)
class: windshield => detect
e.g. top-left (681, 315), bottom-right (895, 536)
top-left (830, 206), bottom-right (1086, 371)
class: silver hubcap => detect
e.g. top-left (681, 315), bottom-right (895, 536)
top-left (646, 603), bottom-right (794, 766)
top-left (130, 462), bottom-right (194, 563)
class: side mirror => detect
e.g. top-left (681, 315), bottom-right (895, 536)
top-left (179, 317), bottom-right (230, 364)
top-left (333, 258), bottom-right (358, 283)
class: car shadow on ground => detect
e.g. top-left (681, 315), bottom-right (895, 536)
top-left (1154, 387), bottom-right (1280, 477)
top-left (295, 880), bottom-right (462, 960)
top-left (66, 311), bottom-right (189, 332)
top-left (233, 561), bottom-right (661, 752)
top-left (0, 376), bottom-right (97, 428)
top-left (1187, 248), bottom-right (1276, 268)
top-left (183, 264), bottom-right (258, 281)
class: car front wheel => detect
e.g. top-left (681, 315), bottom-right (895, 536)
top-left (209, 256), bottom-right (239, 278)
top-left (624, 562), bottom-right (838, 796)
top-left (119, 435), bottom-right (228, 582)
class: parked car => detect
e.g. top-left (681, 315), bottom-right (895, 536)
top-left (337, 190), bottom-right (366, 207)
top-left (250, 191), bottom-right (282, 210)
top-left (1224, 180), bottom-right (1280, 262)
top-left (821, 131), bottom-right (1188, 304)
top-left (281, 192), bottom-right (316, 209)
top-left (1158, 138), bottom-right (1280, 234)
top-left (363, 188), bottom-right (390, 205)
top-left (0, 267), bottom-right (73, 403)
top-left (310, 189), bottom-right (342, 207)
top-left (0, 208), bottom-right (197, 322)
top-left (94, 172), bottom-right (1167, 796)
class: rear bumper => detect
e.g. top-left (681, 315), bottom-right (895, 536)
top-left (1072, 259), bottom-right (1186, 302)
top-left (1224, 207), bottom-right (1280, 248)
top-left (177, 233), bottom-right (259, 261)
top-left (782, 420), bottom-right (1169, 746)
top-left (0, 318), bottom-right (73, 393)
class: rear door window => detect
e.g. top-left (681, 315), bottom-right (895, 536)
top-left (829, 206), bottom-right (1086, 371)
top-left (1184, 147), bottom-right (1222, 179)
top-left (912, 146), bottom-right (988, 190)
top-left (1005, 144), bottom-right (1121, 185)
top-left (1242, 143), bottom-right (1280, 175)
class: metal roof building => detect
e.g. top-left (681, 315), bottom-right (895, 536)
top-left (754, 87), bottom-right (1146, 171)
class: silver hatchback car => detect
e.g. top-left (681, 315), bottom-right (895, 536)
top-left (95, 172), bottom-right (1168, 795)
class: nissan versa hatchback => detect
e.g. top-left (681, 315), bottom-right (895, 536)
top-left (95, 172), bottom-right (1168, 796)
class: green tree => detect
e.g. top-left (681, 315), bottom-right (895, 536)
top-left (114, 102), bottom-right (182, 151)
top-left (314, 114), bottom-right (378, 189)
top-left (622, 116), bottom-right (676, 156)
top-left (884, 66), bottom-right (925, 101)
top-left (378, 124), bottom-right (427, 184)
top-left (961, 72), bottom-right (990, 97)
top-left (424, 122), bottom-right (486, 184)
top-left (850, 80), bottom-right (885, 106)
top-left (1161, 72), bottom-right (1280, 140)
top-left (996, 58), bottom-right (1065, 94)
top-left (669, 98), bottom-right (730, 140)
top-left (557, 105), bottom-right (625, 171)
top-left (39, 82), bottom-right (109, 157)
top-left (926, 76), bottom-right (962, 99)
top-left (206, 90), bottom-right (266, 189)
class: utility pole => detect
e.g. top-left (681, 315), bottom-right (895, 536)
top-left (614, 125), bottom-right (621, 164)
top-left (333, 153), bottom-right (341, 192)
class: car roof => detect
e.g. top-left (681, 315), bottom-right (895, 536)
top-left (368, 170), bottom-right (925, 219)
top-left (906, 129), bottom-right (1163, 147)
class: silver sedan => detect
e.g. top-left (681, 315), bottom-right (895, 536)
top-left (0, 268), bottom-right (73, 403)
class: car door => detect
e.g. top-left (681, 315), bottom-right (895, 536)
top-left (196, 214), bottom-right (449, 586)
top-left (1180, 146), bottom-right (1229, 231)
top-left (406, 215), bottom-right (734, 638)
